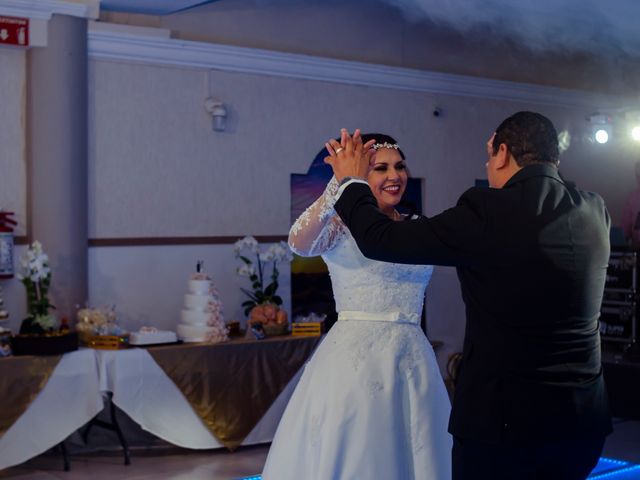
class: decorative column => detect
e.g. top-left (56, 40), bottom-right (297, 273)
top-left (28, 13), bottom-right (88, 321)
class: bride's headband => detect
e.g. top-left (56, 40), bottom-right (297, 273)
top-left (372, 141), bottom-right (400, 150)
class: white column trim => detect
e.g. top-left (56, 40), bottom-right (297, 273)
top-left (0, 0), bottom-right (99, 20)
top-left (87, 22), bottom-right (626, 110)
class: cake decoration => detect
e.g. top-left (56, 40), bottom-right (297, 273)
top-left (177, 261), bottom-right (228, 343)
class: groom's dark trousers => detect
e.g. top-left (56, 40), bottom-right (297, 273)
top-left (452, 435), bottom-right (604, 480)
top-left (335, 164), bottom-right (612, 479)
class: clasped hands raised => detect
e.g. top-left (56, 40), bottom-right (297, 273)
top-left (324, 128), bottom-right (377, 182)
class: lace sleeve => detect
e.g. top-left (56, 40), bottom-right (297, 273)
top-left (289, 176), bottom-right (347, 257)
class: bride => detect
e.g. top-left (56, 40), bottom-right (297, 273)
top-left (262, 133), bottom-right (452, 480)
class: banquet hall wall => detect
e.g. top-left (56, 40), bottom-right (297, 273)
top-left (0, 1), bottom-right (634, 370)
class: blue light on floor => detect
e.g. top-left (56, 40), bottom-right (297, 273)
top-left (591, 458), bottom-right (632, 475)
top-left (589, 464), bottom-right (640, 479)
top-left (601, 458), bottom-right (633, 466)
top-left (239, 458), bottom-right (640, 480)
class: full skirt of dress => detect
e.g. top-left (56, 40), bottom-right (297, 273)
top-left (262, 318), bottom-right (452, 480)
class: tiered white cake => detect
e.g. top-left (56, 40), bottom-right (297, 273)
top-left (177, 272), bottom-right (228, 343)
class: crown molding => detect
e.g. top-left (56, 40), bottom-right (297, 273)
top-left (0, 0), bottom-right (99, 20)
top-left (87, 22), bottom-right (626, 110)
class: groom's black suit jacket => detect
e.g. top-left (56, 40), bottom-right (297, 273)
top-left (334, 164), bottom-right (612, 443)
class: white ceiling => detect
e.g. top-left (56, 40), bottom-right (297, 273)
top-left (98, 0), bottom-right (640, 59)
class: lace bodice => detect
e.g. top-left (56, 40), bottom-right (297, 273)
top-left (289, 176), bottom-right (433, 319)
top-left (323, 232), bottom-right (433, 317)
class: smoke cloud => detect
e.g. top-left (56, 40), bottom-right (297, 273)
top-left (381, 0), bottom-right (640, 57)
top-left (108, 0), bottom-right (640, 60)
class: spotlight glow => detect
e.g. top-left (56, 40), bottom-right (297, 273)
top-left (595, 129), bottom-right (609, 144)
top-left (632, 126), bottom-right (640, 141)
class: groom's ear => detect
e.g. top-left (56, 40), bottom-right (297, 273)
top-left (494, 143), bottom-right (510, 170)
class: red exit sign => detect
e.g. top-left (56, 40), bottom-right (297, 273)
top-left (0, 15), bottom-right (29, 47)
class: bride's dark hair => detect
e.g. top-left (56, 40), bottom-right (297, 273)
top-left (360, 133), bottom-right (416, 217)
top-left (360, 133), bottom-right (405, 160)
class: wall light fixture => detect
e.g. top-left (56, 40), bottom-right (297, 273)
top-left (204, 97), bottom-right (228, 132)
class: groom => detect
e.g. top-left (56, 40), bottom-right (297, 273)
top-left (326, 112), bottom-right (612, 480)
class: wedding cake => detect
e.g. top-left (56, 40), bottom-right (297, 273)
top-left (177, 264), bottom-right (228, 343)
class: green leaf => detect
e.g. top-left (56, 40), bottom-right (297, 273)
top-left (239, 256), bottom-right (252, 265)
top-left (264, 281), bottom-right (278, 297)
top-left (241, 300), bottom-right (256, 308)
top-left (240, 288), bottom-right (259, 302)
top-left (271, 295), bottom-right (283, 306)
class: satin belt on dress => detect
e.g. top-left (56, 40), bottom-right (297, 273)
top-left (338, 310), bottom-right (421, 325)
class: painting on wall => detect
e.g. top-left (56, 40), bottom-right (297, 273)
top-left (290, 144), bottom-right (423, 332)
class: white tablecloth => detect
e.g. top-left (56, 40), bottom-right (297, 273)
top-left (96, 348), bottom-right (302, 449)
top-left (0, 347), bottom-right (303, 469)
top-left (0, 349), bottom-right (104, 469)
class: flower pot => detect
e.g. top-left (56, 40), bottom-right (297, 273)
top-left (248, 304), bottom-right (289, 337)
top-left (262, 322), bottom-right (289, 336)
top-left (11, 331), bottom-right (79, 356)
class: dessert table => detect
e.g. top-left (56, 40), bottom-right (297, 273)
top-left (0, 335), bottom-right (321, 470)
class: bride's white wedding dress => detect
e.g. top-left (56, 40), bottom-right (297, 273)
top-left (262, 177), bottom-right (452, 480)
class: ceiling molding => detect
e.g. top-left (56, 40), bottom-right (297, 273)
top-left (99, 0), bottom-right (213, 15)
top-left (0, 0), bottom-right (99, 20)
top-left (87, 22), bottom-right (626, 110)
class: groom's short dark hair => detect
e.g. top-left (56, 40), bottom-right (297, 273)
top-left (492, 111), bottom-right (560, 167)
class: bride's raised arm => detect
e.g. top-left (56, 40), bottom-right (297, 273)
top-left (288, 176), bottom-right (346, 257)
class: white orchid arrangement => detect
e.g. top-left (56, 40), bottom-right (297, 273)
top-left (234, 236), bottom-right (293, 315)
top-left (16, 241), bottom-right (57, 333)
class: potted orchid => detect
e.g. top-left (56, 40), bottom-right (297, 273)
top-left (16, 241), bottom-right (57, 334)
top-left (234, 236), bottom-right (293, 333)
top-left (11, 241), bottom-right (78, 355)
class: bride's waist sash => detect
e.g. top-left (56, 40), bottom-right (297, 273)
top-left (338, 310), bottom-right (420, 325)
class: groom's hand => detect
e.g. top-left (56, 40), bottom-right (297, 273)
top-left (324, 128), bottom-right (376, 182)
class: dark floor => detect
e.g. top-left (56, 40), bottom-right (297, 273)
top-left (1, 419), bottom-right (638, 480)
